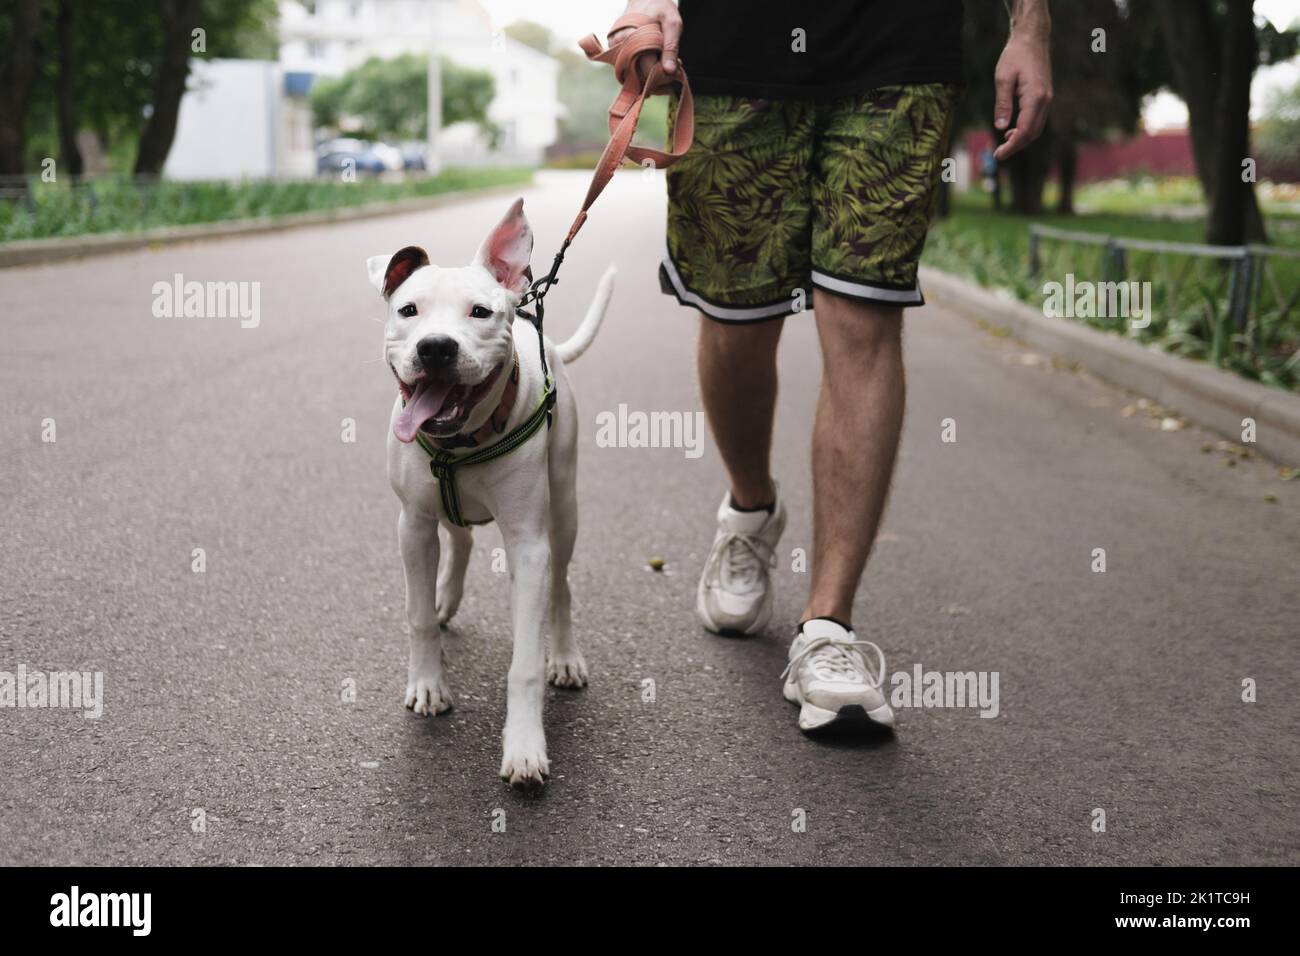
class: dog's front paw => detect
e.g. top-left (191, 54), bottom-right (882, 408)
top-left (546, 652), bottom-right (588, 689)
top-left (404, 674), bottom-right (452, 716)
top-left (500, 729), bottom-right (550, 787)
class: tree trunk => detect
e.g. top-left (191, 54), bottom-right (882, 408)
top-left (1157, 0), bottom-right (1265, 245)
top-left (1206, 0), bottom-right (1265, 245)
top-left (134, 0), bottom-right (204, 176)
top-left (1055, 135), bottom-right (1077, 216)
top-left (1006, 131), bottom-right (1053, 216)
top-left (56, 0), bottom-right (84, 179)
top-left (1154, 0), bottom-right (1219, 200)
top-left (935, 179), bottom-right (951, 220)
top-left (0, 0), bottom-right (44, 178)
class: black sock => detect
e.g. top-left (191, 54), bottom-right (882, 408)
top-left (729, 494), bottom-right (774, 514)
top-left (800, 615), bottom-right (853, 632)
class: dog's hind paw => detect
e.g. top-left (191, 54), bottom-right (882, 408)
top-left (546, 653), bottom-right (589, 689)
top-left (404, 677), bottom-right (452, 717)
top-left (435, 592), bottom-right (460, 626)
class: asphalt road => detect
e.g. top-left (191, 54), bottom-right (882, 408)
top-left (1, 171), bottom-right (1297, 866)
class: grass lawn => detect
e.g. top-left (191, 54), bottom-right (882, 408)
top-left (924, 186), bottom-right (1300, 391)
top-left (0, 166), bottom-right (534, 244)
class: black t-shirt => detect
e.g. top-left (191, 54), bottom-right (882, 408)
top-left (678, 0), bottom-right (964, 100)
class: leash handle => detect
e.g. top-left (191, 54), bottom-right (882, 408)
top-left (569, 13), bottom-right (695, 242)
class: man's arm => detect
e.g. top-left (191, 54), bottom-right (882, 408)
top-left (993, 0), bottom-right (1053, 160)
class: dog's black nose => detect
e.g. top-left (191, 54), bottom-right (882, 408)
top-left (416, 335), bottom-right (459, 371)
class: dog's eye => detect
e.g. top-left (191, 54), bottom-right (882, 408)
top-left (398, 303), bottom-right (417, 318)
top-left (470, 305), bottom-right (493, 319)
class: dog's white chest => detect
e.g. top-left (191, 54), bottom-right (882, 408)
top-left (388, 440), bottom-right (496, 525)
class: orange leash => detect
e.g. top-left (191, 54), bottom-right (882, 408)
top-left (516, 14), bottom-right (694, 378)
top-left (567, 12), bottom-right (695, 243)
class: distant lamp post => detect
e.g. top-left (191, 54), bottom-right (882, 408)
top-left (426, 0), bottom-right (446, 175)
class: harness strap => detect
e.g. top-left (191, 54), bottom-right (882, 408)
top-left (415, 380), bottom-right (555, 527)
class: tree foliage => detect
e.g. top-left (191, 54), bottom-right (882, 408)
top-left (310, 54), bottom-right (496, 141)
top-left (21, 0), bottom-right (278, 173)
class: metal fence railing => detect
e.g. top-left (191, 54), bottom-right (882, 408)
top-left (1027, 223), bottom-right (1300, 334)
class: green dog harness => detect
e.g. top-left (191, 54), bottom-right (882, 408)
top-left (413, 375), bottom-right (555, 527)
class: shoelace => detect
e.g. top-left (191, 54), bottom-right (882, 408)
top-left (781, 634), bottom-right (887, 688)
top-left (706, 531), bottom-right (776, 592)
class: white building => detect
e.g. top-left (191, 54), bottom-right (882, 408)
top-left (278, 0), bottom-right (562, 167)
top-left (165, 0), bottom-right (561, 180)
top-left (166, 59), bottom-right (286, 180)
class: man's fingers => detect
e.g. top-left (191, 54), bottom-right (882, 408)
top-left (608, 6), bottom-right (681, 75)
top-left (1033, 88), bottom-right (1054, 138)
top-left (993, 127), bottom-right (1025, 161)
top-left (993, 69), bottom-right (1015, 131)
top-left (660, 13), bottom-right (682, 72)
top-left (1015, 84), bottom-right (1050, 145)
top-left (994, 77), bottom-right (1052, 160)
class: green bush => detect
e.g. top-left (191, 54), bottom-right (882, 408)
top-left (0, 167), bottom-right (533, 243)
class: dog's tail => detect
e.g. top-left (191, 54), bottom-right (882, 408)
top-left (554, 264), bottom-right (616, 365)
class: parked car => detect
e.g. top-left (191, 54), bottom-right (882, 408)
top-left (398, 141), bottom-right (428, 172)
top-left (370, 141), bottom-right (405, 173)
top-left (316, 138), bottom-right (388, 176)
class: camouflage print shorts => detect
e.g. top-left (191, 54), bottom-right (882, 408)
top-left (661, 84), bottom-right (960, 322)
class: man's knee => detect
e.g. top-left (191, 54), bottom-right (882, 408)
top-left (816, 290), bottom-right (901, 351)
top-left (698, 312), bottom-right (783, 364)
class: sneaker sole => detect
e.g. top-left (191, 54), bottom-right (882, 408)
top-left (696, 586), bottom-right (773, 637)
top-left (783, 682), bottom-right (895, 734)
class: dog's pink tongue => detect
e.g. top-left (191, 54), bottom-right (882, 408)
top-left (394, 379), bottom-right (455, 443)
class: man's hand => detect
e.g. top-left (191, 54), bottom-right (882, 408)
top-left (993, 2), bottom-right (1053, 160)
top-left (609, 0), bottom-right (682, 74)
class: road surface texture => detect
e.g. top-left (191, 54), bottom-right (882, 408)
top-left (2, 171), bottom-right (1296, 866)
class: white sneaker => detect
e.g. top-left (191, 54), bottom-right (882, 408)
top-left (782, 618), bottom-right (895, 732)
top-left (695, 487), bottom-right (786, 636)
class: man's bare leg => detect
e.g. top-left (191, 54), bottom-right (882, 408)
top-left (801, 293), bottom-right (905, 626)
top-left (694, 313), bottom-right (788, 635)
top-left (696, 314), bottom-right (783, 508)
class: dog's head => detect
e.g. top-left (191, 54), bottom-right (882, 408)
top-left (368, 197), bottom-right (534, 443)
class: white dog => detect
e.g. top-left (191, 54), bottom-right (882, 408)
top-left (367, 198), bottom-right (614, 786)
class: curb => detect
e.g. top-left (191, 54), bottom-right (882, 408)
top-left (0, 180), bottom-right (531, 269)
top-left (919, 265), bottom-right (1300, 467)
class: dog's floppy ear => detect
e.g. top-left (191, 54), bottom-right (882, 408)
top-left (474, 198), bottom-right (533, 295)
top-left (367, 246), bottom-right (429, 299)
